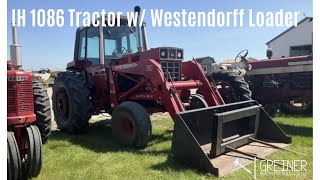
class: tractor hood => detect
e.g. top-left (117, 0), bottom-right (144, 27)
top-left (118, 47), bottom-right (184, 64)
top-left (247, 54), bottom-right (312, 69)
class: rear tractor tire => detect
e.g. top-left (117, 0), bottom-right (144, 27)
top-left (111, 101), bottom-right (152, 148)
top-left (52, 72), bottom-right (92, 133)
top-left (33, 81), bottom-right (52, 144)
top-left (210, 70), bottom-right (252, 103)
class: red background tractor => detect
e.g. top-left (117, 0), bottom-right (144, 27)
top-left (246, 53), bottom-right (312, 115)
top-left (7, 26), bottom-right (52, 180)
top-left (219, 49), bottom-right (312, 116)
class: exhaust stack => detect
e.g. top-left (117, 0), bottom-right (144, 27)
top-left (134, 6), bottom-right (143, 52)
top-left (10, 25), bottom-right (22, 67)
top-left (266, 48), bottom-right (273, 59)
top-left (141, 22), bottom-right (148, 51)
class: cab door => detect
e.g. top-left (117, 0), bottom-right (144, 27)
top-left (77, 26), bottom-right (108, 114)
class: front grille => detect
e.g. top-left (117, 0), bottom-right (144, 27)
top-left (19, 81), bottom-right (34, 113)
top-left (161, 61), bottom-right (181, 81)
top-left (7, 82), bottom-right (17, 114)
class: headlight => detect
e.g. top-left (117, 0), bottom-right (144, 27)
top-left (160, 49), bottom-right (168, 59)
top-left (160, 48), bottom-right (183, 60)
top-left (169, 49), bottom-right (176, 59)
top-left (177, 49), bottom-right (183, 59)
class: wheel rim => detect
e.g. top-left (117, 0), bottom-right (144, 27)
top-left (189, 94), bottom-right (208, 110)
top-left (120, 117), bottom-right (134, 137)
top-left (55, 86), bottom-right (70, 123)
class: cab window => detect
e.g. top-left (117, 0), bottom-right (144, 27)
top-left (86, 27), bottom-right (100, 66)
top-left (78, 30), bottom-right (86, 60)
top-left (77, 20), bottom-right (138, 66)
top-left (105, 39), bottom-right (116, 56)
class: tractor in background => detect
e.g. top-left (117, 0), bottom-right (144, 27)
top-left (246, 50), bottom-right (312, 116)
top-left (219, 49), bottom-right (312, 116)
top-left (7, 25), bottom-right (52, 180)
top-left (52, 6), bottom-right (291, 176)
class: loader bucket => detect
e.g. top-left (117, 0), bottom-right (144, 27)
top-left (171, 100), bottom-right (291, 176)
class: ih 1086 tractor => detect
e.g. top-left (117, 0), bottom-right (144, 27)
top-left (7, 25), bottom-right (52, 180)
top-left (52, 7), bottom-right (291, 176)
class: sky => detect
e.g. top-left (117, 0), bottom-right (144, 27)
top-left (7, 0), bottom-right (312, 70)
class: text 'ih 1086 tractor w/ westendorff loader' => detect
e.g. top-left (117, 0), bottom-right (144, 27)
top-left (52, 6), bottom-right (292, 176)
top-left (7, 26), bottom-right (52, 180)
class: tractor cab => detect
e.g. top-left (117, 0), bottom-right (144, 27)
top-left (71, 16), bottom-right (139, 69)
top-left (69, 13), bottom-right (185, 83)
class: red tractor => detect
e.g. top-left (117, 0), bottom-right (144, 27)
top-left (246, 51), bottom-right (312, 116)
top-left (7, 26), bottom-right (52, 179)
top-left (220, 49), bottom-right (313, 116)
top-left (52, 7), bottom-right (291, 176)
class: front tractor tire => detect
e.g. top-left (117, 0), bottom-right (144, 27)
top-left (7, 131), bottom-right (21, 180)
top-left (111, 101), bottom-right (152, 148)
top-left (211, 70), bottom-right (252, 103)
top-left (280, 101), bottom-right (312, 115)
top-left (52, 72), bottom-right (92, 133)
top-left (33, 81), bottom-right (52, 144)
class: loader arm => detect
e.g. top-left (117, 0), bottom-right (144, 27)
top-left (181, 60), bottom-right (225, 106)
top-left (109, 59), bottom-right (221, 118)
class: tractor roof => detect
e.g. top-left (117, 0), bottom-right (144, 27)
top-left (77, 15), bottom-right (129, 31)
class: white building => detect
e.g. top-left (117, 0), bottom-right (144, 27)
top-left (266, 17), bottom-right (313, 58)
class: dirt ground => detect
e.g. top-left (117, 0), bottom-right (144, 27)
top-left (46, 87), bottom-right (171, 130)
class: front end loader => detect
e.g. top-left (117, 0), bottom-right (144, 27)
top-left (52, 6), bottom-right (291, 176)
top-left (172, 100), bottom-right (291, 176)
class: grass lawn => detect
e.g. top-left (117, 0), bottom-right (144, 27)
top-left (35, 115), bottom-right (312, 180)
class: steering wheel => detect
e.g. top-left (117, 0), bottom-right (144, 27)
top-left (234, 49), bottom-right (248, 63)
top-left (112, 47), bottom-right (128, 55)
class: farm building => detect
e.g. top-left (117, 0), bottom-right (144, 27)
top-left (266, 17), bottom-right (313, 58)
top-left (194, 56), bottom-right (220, 74)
